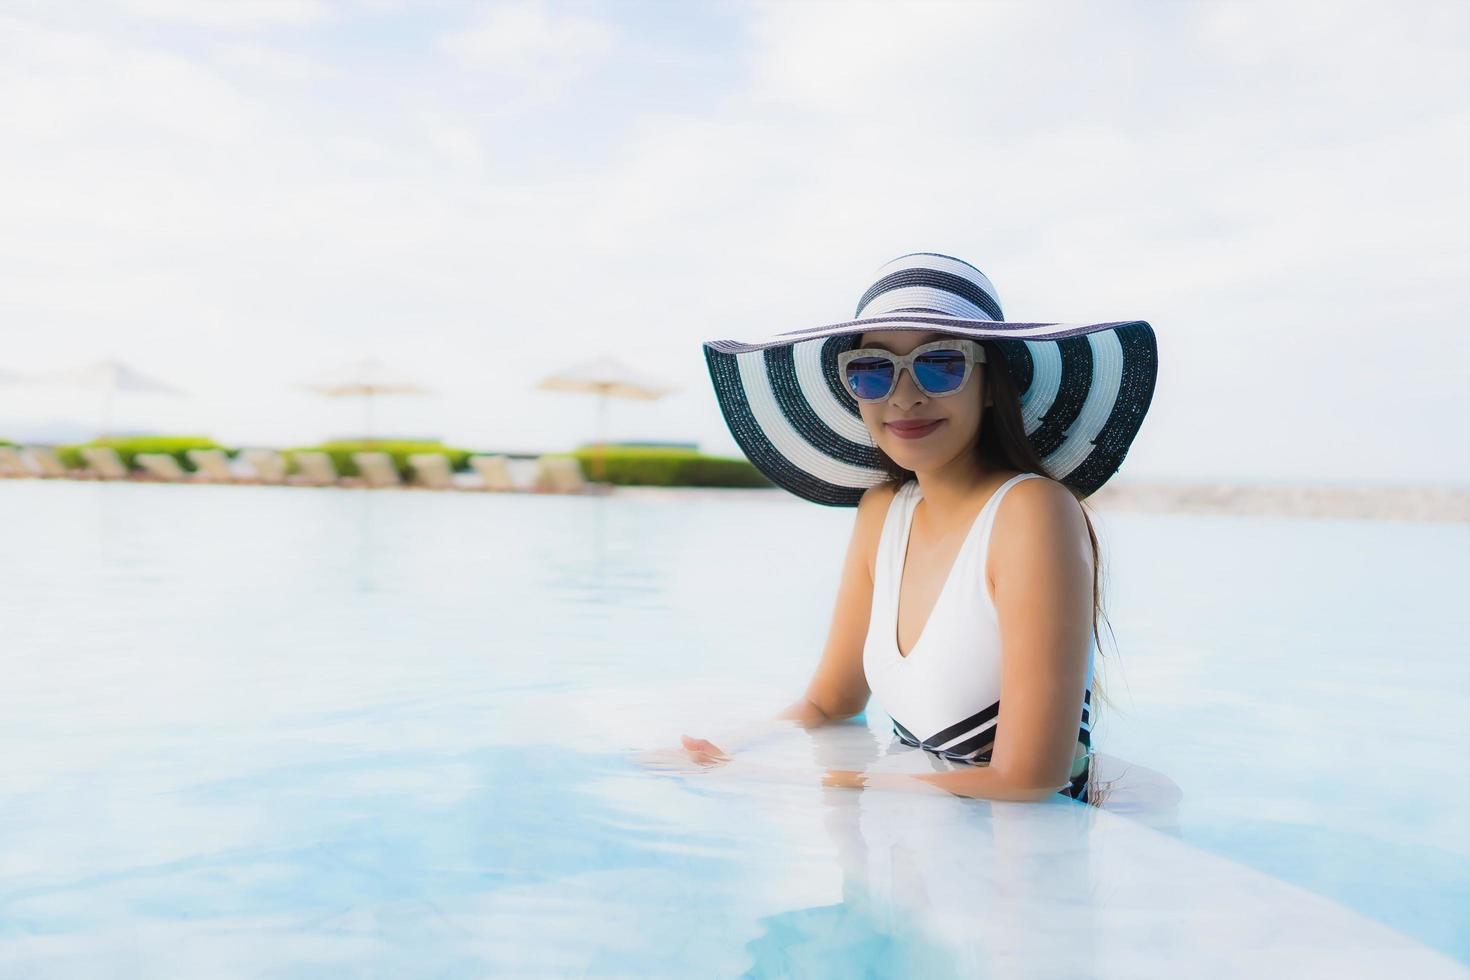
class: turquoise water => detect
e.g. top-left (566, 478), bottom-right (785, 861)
top-left (0, 480), bottom-right (1466, 977)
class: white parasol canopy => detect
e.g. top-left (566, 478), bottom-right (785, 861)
top-left (535, 356), bottom-right (676, 402)
top-left (534, 355), bottom-right (677, 479)
top-left (300, 357), bottom-right (429, 442)
top-left (23, 359), bottom-right (188, 438)
top-left (31, 360), bottom-right (186, 394)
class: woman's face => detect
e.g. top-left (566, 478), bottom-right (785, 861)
top-left (855, 330), bottom-right (990, 472)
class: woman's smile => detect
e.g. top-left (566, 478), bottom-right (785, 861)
top-left (886, 418), bottom-right (945, 440)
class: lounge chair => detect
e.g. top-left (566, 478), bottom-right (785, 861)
top-left (0, 446), bottom-right (30, 477)
top-left (241, 449), bottom-right (287, 484)
top-left (408, 453), bottom-right (455, 489)
top-left (23, 447), bottom-right (69, 478)
top-left (81, 446), bottom-right (130, 480)
top-left (187, 448), bottom-right (235, 483)
top-left (23, 446), bottom-right (69, 478)
top-left (353, 451), bottom-right (401, 488)
top-left (469, 454), bottom-right (517, 491)
top-left (290, 451), bottom-right (339, 487)
top-left (564, 457), bottom-right (611, 494)
top-left (135, 453), bottom-right (187, 482)
top-left (534, 455), bottom-right (590, 493)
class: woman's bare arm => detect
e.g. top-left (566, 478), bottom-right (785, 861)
top-left (795, 481), bottom-right (891, 722)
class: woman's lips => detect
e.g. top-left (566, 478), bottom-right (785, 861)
top-left (887, 419), bottom-right (944, 440)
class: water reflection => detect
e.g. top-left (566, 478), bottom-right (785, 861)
top-left (742, 723), bottom-right (1112, 977)
top-left (647, 721), bottom-right (1460, 978)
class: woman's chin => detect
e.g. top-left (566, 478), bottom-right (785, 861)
top-left (885, 450), bottom-right (941, 471)
top-left (883, 441), bottom-right (971, 473)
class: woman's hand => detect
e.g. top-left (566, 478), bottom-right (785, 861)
top-left (678, 734), bottom-right (731, 767)
top-left (628, 734), bottom-right (732, 772)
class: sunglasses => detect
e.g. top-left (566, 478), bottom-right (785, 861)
top-left (836, 338), bottom-right (986, 402)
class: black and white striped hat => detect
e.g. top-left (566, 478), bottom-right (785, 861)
top-left (702, 252), bottom-right (1158, 506)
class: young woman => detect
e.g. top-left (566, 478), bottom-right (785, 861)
top-left (677, 252), bottom-right (1157, 805)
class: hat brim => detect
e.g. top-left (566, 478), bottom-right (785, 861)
top-left (703, 314), bottom-right (1158, 505)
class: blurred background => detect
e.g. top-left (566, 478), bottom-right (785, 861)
top-left (0, 0), bottom-right (1465, 489)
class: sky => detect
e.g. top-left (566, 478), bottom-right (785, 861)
top-left (1, 0), bottom-right (1467, 486)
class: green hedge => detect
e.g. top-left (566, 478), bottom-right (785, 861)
top-left (567, 446), bottom-right (772, 488)
top-left (27, 435), bottom-right (771, 488)
top-left (283, 440), bottom-right (475, 478)
top-left (54, 435), bottom-right (227, 471)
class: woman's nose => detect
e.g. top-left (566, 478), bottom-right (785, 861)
top-left (890, 366), bottom-right (925, 405)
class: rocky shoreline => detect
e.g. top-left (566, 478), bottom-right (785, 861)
top-left (1084, 480), bottom-right (1470, 523)
top-left (609, 480), bottom-right (1470, 522)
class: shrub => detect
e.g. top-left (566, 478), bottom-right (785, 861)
top-left (36, 435), bottom-right (771, 489)
top-left (54, 435), bottom-right (226, 471)
top-left (566, 446), bottom-right (772, 488)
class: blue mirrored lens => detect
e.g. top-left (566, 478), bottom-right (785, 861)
top-left (913, 350), bottom-right (966, 393)
top-left (844, 357), bottom-right (895, 399)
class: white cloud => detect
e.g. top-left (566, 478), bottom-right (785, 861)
top-left (111, 0), bottom-right (329, 29)
top-left (745, 0), bottom-right (1033, 117)
top-left (0, 14), bottom-right (267, 144)
top-left (438, 0), bottom-right (617, 101)
top-left (214, 42), bottom-right (334, 82)
top-left (0, 1), bottom-right (1465, 483)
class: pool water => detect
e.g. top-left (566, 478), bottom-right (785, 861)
top-left (0, 480), bottom-right (1466, 977)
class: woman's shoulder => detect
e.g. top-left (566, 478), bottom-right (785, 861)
top-left (855, 480), bottom-right (905, 535)
top-left (985, 468), bottom-right (1070, 495)
top-left (991, 469), bottom-right (1083, 515)
top-left (988, 472), bottom-right (1090, 559)
top-left (858, 478), bottom-right (907, 510)
top-left (853, 480), bottom-right (907, 572)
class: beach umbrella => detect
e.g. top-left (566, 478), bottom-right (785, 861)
top-left (300, 357), bottom-right (429, 444)
top-left (25, 359), bottom-right (188, 438)
top-left (534, 355), bottom-right (677, 480)
top-left (0, 367), bottom-right (28, 438)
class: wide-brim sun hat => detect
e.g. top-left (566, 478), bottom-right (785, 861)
top-left (702, 252), bottom-right (1158, 506)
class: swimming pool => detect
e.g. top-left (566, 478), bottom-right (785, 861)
top-left (1, 480), bottom-right (1466, 977)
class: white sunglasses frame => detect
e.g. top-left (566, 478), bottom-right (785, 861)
top-left (836, 338), bottom-right (987, 402)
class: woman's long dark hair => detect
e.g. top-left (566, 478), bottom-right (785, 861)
top-left (869, 339), bottom-right (1117, 805)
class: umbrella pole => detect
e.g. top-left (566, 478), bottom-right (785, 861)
top-left (100, 384), bottom-right (114, 441)
top-left (365, 392), bottom-right (375, 449)
top-left (594, 389), bottom-right (608, 482)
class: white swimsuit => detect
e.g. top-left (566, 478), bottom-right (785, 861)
top-left (862, 473), bottom-right (1095, 800)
